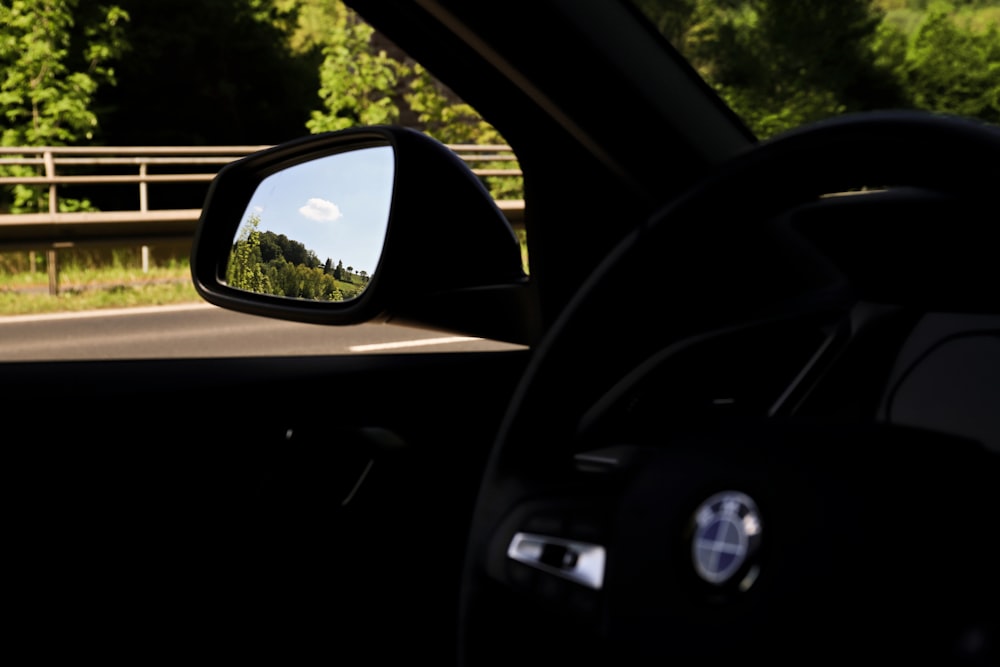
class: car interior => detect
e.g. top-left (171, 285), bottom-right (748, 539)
top-left (4, 1), bottom-right (998, 664)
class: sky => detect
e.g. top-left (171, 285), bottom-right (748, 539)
top-left (239, 145), bottom-right (395, 275)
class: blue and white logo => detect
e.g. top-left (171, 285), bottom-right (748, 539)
top-left (691, 491), bottom-right (762, 586)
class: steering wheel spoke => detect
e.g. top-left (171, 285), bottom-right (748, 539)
top-left (476, 466), bottom-right (628, 613)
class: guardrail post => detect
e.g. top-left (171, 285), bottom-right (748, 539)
top-left (47, 249), bottom-right (59, 296)
top-left (140, 162), bottom-right (150, 273)
top-left (44, 150), bottom-right (57, 214)
top-left (139, 163), bottom-right (148, 212)
top-left (44, 150), bottom-right (60, 294)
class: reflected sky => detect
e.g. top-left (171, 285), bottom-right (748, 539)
top-left (239, 145), bottom-right (394, 275)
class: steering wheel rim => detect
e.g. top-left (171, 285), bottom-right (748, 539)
top-left (458, 111), bottom-right (1000, 665)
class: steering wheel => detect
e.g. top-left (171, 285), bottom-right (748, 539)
top-left (457, 111), bottom-right (1000, 665)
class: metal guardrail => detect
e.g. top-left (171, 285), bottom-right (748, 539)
top-left (0, 144), bottom-right (524, 250)
top-left (0, 144), bottom-right (524, 295)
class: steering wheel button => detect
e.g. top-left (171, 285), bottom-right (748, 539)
top-left (507, 532), bottom-right (606, 590)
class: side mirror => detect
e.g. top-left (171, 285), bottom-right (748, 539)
top-left (191, 126), bottom-right (535, 344)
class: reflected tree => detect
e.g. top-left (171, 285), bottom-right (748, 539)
top-left (227, 214), bottom-right (361, 300)
top-left (227, 214), bottom-right (274, 293)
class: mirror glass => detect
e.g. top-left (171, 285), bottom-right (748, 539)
top-left (225, 144), bottom-right (394, 302)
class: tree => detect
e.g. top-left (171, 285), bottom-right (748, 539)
top-left (901, 8), bottom-right (1000, 123)
top-left (227, 213), bottom-right (273, 293)
top-left (713, 0), bottom-right (906, 137)
top-left (630, 0), bottom-right (702, 50)
top-left (95, 0), bottom-right (317, 147)
top-left (0, 0), bottom-right (128, 147)
top-left (636, 0), bottom-right (908, 138)
top-left (296, 1), bottom-right (521, 197)
top-left (405, 62), bottom-right (522, 199)
top-left (305, 2), bottom-right (408, 132)
top-left (260, 231), bottom-right (319, 268)
top-left (0, 0), bottom-right (128, 213)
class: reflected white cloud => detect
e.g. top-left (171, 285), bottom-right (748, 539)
top-left (299, 197), bottom-right (343, 222)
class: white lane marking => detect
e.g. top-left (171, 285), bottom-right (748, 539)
top-left (1, 304), bottom-right (501, 354)
top-left (350, 336), bottom-right (481, 352)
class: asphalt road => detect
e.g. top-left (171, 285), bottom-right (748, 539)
top-left (0, 302), bottom-right (525, 361)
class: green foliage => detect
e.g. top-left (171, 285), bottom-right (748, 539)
top-left (631, 0), bottom-right (702, 47)
top-left (641, 0), bottom-right (1000, 138)
top-left (0, 248), bottom-right (198, 315)
top-left (0, 279), bottom-right (199, 315)
top-left (680, 0), bottom-right (903, 137)
top-left (260, 230), bottom-right (321, 268)
top-left (0, 0), bottom-right (128, 213)
top-left (0, 0), bottom-right (128, 147)
top-left (405, 63), bottom-right (523, 199)
top-left (226, 215), bottom-right (364, 301)
top-left (406, 64), bottom-right (496, 144)
top-left (96, 0), bottom-right (316, 146)
top-left (274, 0), bottom-right (347, 57)
top-left (227, 213), bottom-right (274, 294)
top-left (303, 2), bottom-right (522, 199)
top-left (901, 8), bottom-right (1000, 122)
top-left (305, 4), bottom-right (408, 132)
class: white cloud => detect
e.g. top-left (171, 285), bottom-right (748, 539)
top-left (299, 197), bottom-right (343, 222)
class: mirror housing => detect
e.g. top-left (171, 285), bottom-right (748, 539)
top-left (192, 126), bottom-right (535, 344)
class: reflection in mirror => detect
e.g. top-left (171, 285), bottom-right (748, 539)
top-left (226, 144), bottom-right (394, 302)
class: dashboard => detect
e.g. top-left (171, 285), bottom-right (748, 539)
top-left (579, 187), bottom-right (999, 457)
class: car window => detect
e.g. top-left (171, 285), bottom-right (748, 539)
top-left (0, 0), bottom-right (526, 360)
top-left (629, 0), bottom-right (1000, 140)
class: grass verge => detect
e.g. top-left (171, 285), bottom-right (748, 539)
top-left (0, 266), bottom-right (202, 316)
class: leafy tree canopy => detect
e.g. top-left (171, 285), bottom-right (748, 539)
top-left (897, 6), bottom-right (1000, 123)
top-left (637, 0), bottom-right (906, 137)
top-left (91, 0), bottom-right (319, 145)
top-left (0, 0), bottom-right (128, 212)
top-left (637, 0), bottom-right (1000, 137)
top-left (4, 0), bottom-right (998, 200)
top-left (0, 0), bottom-right (128, 147)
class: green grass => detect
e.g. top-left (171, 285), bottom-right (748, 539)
top-left (0, 231), bottom-right (530, 317)
top-left (0, 261), bottom-right (202, 316)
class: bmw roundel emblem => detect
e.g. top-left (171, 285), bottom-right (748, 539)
top-left (690, 490), bottom-right (762, 586)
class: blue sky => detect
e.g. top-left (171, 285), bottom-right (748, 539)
top-left (239, 145), bottom-right (394, 275)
